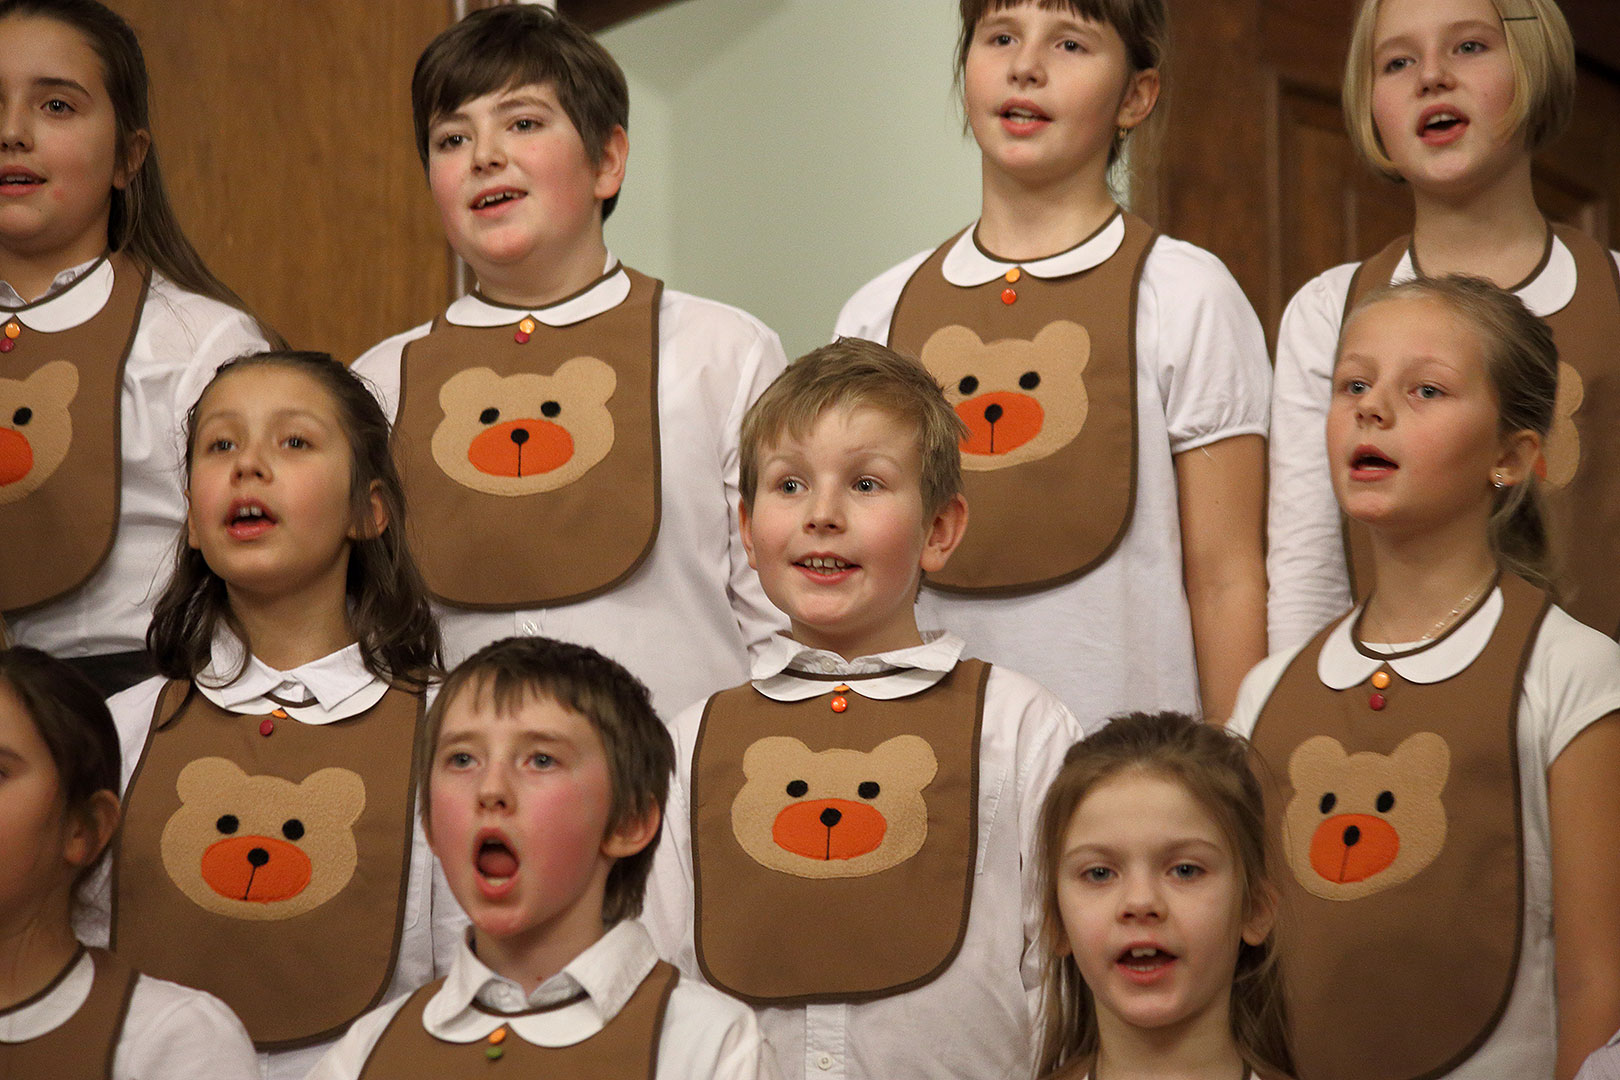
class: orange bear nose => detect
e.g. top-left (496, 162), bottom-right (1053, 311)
top-left (956, 393), bottom-right (1043, 455)
top-left (200, 835), bottom-right (312, 902)
top-left (1309, 814), bottom-right (1400, 884)
top-left (468, 419), bottom-right (574, 477)
top-left (772, 799), bottom-right (887, 861)
top-left (0, 428), bottom-right (33, 485)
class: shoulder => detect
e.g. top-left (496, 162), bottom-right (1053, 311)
top-left (302, 993), bottom-right (416, 1080)
top-left (984, 663), bottom-right (1087, 740)
top-left (1139, 235), bottom-right (1251, 304)
top-left (1525, 605), bottom-right (1620, 753)
top-left (659, 972), bottom-right (769, 1078)
top-left (834, 248), bottom-right (935, 340)
top-left (118, 974), bottom-right (257, 1080)
top-left (658, 289), bottom-right (783, 359)
top-left (140, 273), bottom-right (270, 370)
top-left (1227, 641), bottom-right (1311, 735)
top-left (351, 319), bottom-right (434, 377)
top-left (108, 676), bottom-right (170, 787)
top-left (1279, 262), bottom-right (1361, 331)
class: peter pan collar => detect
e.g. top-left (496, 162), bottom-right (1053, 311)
top-left (751, 631), bottom-right (965, 702)
top-left (1397, 228), bottom-right (1577, 318)
top-left (195, 632), bottom-right (388, 724)
top-left (445, 254), bottom-right (629, 329)
top-left (942, 210), bottom-right (1125, 287)
top-left (0, 948), bottom-right (94, 1043)
top-left (0, 254), bottom-right (114, 331)
top-left (1317, 586), bottom-right (1503, 689)
top-left (423, 920), bottom-right (659, 1047)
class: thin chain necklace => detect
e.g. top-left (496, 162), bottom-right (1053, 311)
top-left (1364, 569), bottom-right (1496, 645)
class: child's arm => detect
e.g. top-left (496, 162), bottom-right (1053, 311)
top-left (642, 702), bottom-right (703, 973)
top-left (1176, 434), bottom-right (1267, 723)
top-left (1550, 713), bottom-right (1620, 1080)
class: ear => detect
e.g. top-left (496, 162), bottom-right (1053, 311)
top-left (64, 789), bottom-right (121, 870)
top-left (113, 128), bottom-right (150, 191)
top-left (919, 492), bottom-right (969, 574)
top-left (185, 487), bottom-right (201, 551)
top-left (1241, 878), bottom-right (1279, 948)
top-left (602, 802), bottom-right (660, 860)
top-left (593, 124), bottom-right (628, 205)
top-left (348, 479), bottom-right (390, 542)
top-left (1493, 427), bottom-right (1542, 490)
top-left (738, 499), bottom-right (759, 570)
top-left (1115, 67), bottom-right (1161, 132)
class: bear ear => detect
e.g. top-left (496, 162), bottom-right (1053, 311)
top-left (919, 324), bottom-right (987, 374)
top-left (741, 736), bottom-right (811, 781)
top-left (1032, 320), bottom-right (1091, 371)
top-left (1391, 731), bottom-right (1451, 794)
top-left (554, 355), bottom-right (617, 404)
top-left (28, 360), bottom-right (80, 408)
top-left (176, 756), bottom-right (248, 805)
top-left (439, 366), bottom-right (503, 412)
top-left (301, 767), bottom-right (368, 827)
top-left (1287, 735), bottom-right (1348, 791)
top-left (869, 734), bottom-right (939, 791)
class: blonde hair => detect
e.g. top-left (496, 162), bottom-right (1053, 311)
top-left (1035, 713), bottom-right (1294, 1079)
top-left (739, 338), bottom-right (968, 516)
top-left (1343, 0), bottom-right (1576, 182)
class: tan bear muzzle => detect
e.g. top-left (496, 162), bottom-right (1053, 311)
top-left (772, 799), bottom-right (887, 861)
top-left (468, 418), bottom-right (574, 477)
top-left (201, 835), bottom-right (313, 903)
top-left (1309, 813), bottom-right (1399, 884)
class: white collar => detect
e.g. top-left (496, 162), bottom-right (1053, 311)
top-left (1393, 233), bottom-right (1577, 318)
top-left (751, 631), bottom-right (965, 702)
top-left (0, 950), bottom-right (94, 1043)
top-left (941, 211), bottom-right (1125, 287)
top-left (195, 631), bottom-right (388, 724)
top-left (1316, 586), bottom-right (1503, 689)
top-left (446, 254), bottom-right (629, 329)
top-left (423, 921), bottom-right (659, 1047)
top-left (0, 255), bottom-right (114, 331)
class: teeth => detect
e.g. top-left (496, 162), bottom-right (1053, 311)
top-left (475, 191), bottom-right (518, 208)
top-left (1005, 108), bottom-right (1040, 120)
top-left (233, 505), bottom-right (266, 521)
top-left (1426, 112), bottom-right (1459, 127)
top-left (803, 557), bottom-right (850, 570)
top-left (1129, 947), bottom-right (1159, 958)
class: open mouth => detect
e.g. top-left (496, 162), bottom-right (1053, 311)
top-left (0, 169), bottom-right (44, 191)
top-left (476, 835), bottom-right (519, 883)
top-left (225, 500), bottom-right (277, 538)
top-left (795, 555), bottom-right (856, 577)
top-left (1117, 944), bottom-right (1177, 973)
top-left (1418, 108), bottom-right (1469, 141)
top-left (471, 189), bottom-right (524, 210)
top-left (1351, 448), bottom-right (1398, 473)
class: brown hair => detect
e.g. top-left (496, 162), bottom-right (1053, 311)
top-left (739, 337), bottom-right (968, 516)
top-left (147, 351), bottom-right (442, 692)
top-left (0, 0), bottom-right (281, 344)
top-left (412, 5), bottom-right (629, 220)
top-left (1343, 275), bottom-right (1557, 588)
top-left (1343, 0), bottom-right (1576, 182)
top-left (1035, 712), bottom-right (1294, 1079)
top-left (418, 636), bottom-right (673, 926)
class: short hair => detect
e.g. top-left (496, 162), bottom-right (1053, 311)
top-left (1343, 0), bottom-right (1576, 182)
top-left (1342, 275), bottom-right (1558, 587)
top-left (739, 338), bottom-right (968, 516)
top-left (418, 637), bottom-right (672, 925)
top-left (411, 5), bottom-right (629, 220)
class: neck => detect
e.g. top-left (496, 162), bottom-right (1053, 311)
top-left (976, 163), bottom-right (1117, 261)
top-left (1409, 158), bottom-right (1545, 287)
top-left (0, 884), bottom-right (80, 1011)
top-left (792, 623), bottom-right (926, 664)
top-left (0, 236), bottom-right (106, 304)
top-left (474, 234), bottom-right (610, 310)
top-left (472, 915), bottom-right (607, 997)
top-left (1092, 991), bottom-right (1247, 1080)
top-left (225, 559), bottom-right (356, 673)
top-left (1362, 517), bottom-right (1499, 643)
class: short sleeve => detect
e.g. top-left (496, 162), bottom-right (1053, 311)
top-left (1523, 607), bottom-right (1620, 765)
top-left (832, 250), bottom-right (933, 345)
top-left (114, 976), bottom-right (258, 1080)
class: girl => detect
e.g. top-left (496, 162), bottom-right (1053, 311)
top-left (1267, 0), bottom-right (1620, 651)
top-left (92, 351), bottom-right (454, 1080)
top-left (0, 645), bottom-right (256, 1079)
top-left (0, 0), bottom-right (275, 695)
top-left (836, 0), bottom-right (1270, 731)
top-left (1036, 710), bottom-right (1293, 1080)
top-left (1230, 277), bottom-right (1620, 1079)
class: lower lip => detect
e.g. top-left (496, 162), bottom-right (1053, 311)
top-left (999, 114), bottom-right (1049, 137)
top-left (1117, 956), bottom-right (1176, 986)
top-left (1349, 464), bottom-right (1396, 483)
top-left (476, 871), bottom-right (517, 900)
top-left (472, 194), bottom-right (525, 216)
top-left (226, 519), bottom-right (275, 540)
top-left (796, 564), bottom-right (856, 585)
top-left (0, 180), bottom-right (43, 196)
top-left (1420, 121), bottom-right (1467, 147)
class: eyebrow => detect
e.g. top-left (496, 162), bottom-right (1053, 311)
top-left (32, 76), bottom-right (91, 96)
top-left (1376, 19), bottom-right (1502, 53)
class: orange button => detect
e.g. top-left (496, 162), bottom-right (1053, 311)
top-left (271, 708), bottom-right (289, 718)
top-left (518, 318), bottom-right (537, 334)
top-left (1004, 268), bottom-right (1021, 283)
top-left (489, 1028), bottom-right (507, 1045)
top-left (4, 322), bottom-right (18, 339)
top-left (1370, 671), bottom-right (1390, 690)
top-left (830, 695), bottom-right (848, 713)
top-left (1001, 288), bottom-right (1017, 305)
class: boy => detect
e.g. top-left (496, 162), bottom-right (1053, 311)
top-left (643, 340), bottom-right (1084, 1080)
top-left (308, 636), bottom-right (775, 1079)
top-left (352, 6), bottom-right (786, 720)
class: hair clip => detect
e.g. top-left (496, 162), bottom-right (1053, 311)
top-left (1501, 14), bottom-right (1540, 20)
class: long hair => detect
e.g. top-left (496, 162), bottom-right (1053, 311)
top-left (1035, 713), bottom-right (1294, 1079)
top-left (147, 351), bottom-right (441, 691)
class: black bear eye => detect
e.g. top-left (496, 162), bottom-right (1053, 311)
top-left (857, 781), bottom-right (880, 800)
top-left (216, 814), bottom-right (239, 835)
top-left (957, 375), bottom-right (979, 396)
top-left (11, 407), bottom-right (29, 426)
top-left (1318, 793), bottom-right (1336, 814)
top-left (1376, 791), bottom-right (1395, 813)
top-left (540, 401), bottom-right (561, 418)
top-left (478, 407), bottom-right (500, 425)
top-left (786, 780), bottom-right (808, 798)
top-left (282, 819), bottom-right (305, 841)
top-left (1018, 371), bottom-right (1041, 390)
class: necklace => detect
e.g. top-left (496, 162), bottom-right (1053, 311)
top-left (1365, 569), bottom-right (1496, 645)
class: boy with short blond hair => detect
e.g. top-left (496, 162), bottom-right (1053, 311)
top-left (353, 5), bottom-right (786, 721)
top-left (645, 340), bottom-right (1084, 1080)
top-left (309, 636), bottom-right (776, 1080)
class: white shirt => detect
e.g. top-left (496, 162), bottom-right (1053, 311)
top-left (836, 223), bottom-right (1271, 730)
top-left (351, 255), bottom-right (789, 721)
top-left (91, 636), bottom-right (466, 1080)
top-left (0, 950), bottom-right (257, 1080)
top-left (644, 632), bottom-right (1084, 1080)
top-left (308, 920), bottom-right (778, 1080)
top-left (1266, 239), bottom-right (1620, 654)
top-left (1229, 588), bottom-right (1620, 1079)
top-left (1578, 1030), bottom-right (1620, 1080)
top-left (5, 258), bottom-right (270, 656)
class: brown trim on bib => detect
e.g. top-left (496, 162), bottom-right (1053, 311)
top-left (0, 948), bottom-right (136, 1080)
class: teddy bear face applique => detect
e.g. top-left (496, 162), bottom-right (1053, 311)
top-left (920, 321), bottom-right (1091, 472)
top-left (730, 734), bottom-right (939, 879)
top-left (430, 358), bottom-right (618, 497)
top-left (1283, 732), bottom-right (1451, 901)
top-left (159, 757), bottom-right (366, 921)
top-left (0, 360), bottom-right (78, 506)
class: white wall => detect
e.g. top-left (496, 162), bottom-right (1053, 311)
top-left (602, 0), bottom-right (982, 357)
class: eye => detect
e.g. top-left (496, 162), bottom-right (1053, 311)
top-left (777, 477), bottom-right (803, 495)
top-left (446, 751), bottom-right (474, 768)
top-left (479, 407), bottom-right (500, 425)
top-left (992, 32), bottom-right (1013, 46)
top-left (1019, 371), bottom-right (1040, 390)
top-left (284, 434), bottom-right (308, 449)
top-left (1337, 377), bottom-right (1369, 397)
top-left (857, 781), bottom-right (880, 799)
top-left (1415, 384), bottom-right (1442, 400)
top-left (42, 98), bottom-right (72, 114)
top-left (1382, 56), bottom-right (1414, 74)
top-left (1319, 792), bottom-right (1337, 814)
top-left (436, 132), bottom-right (467, 150)
top-left (854, 477), bottom-right (880, 493)
top-left (528, 752), bottom-right (555, 769)
top-left (958, 375), bottom-right (979, 396)
top-left (204, 437), bottom-right (235, 453)
top-left (11, 407), bottom-right (30, 426)
top-left (1171, 863), bottom-right (1204, 880)
top-left (1376, 791), bottom-right (1395, 813)
top-left (1083, 865), bottom-right (1114, 883)
top-left (540, 401), bottom-right (561, 418)
top-left (216, 814), bottom-right (239, 835)
top-left (1458, 39), bottom-right (1486, 55)
top-left (282, 819), bottom-right (305, 841)
top-left (513, 117), bottom-right (538, 131)
top-left (786, 779), bottom-right (808, 798)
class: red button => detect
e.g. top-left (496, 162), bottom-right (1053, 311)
top-left (259, 718), bottom-right (275, 736)
top-left (830, 696), bottom-right (848, 713)
top-left (1368, 692), bottom-right (1387, 711)
top-left (514, 330), bottom-right (530, 344)
top-left (0, 338), bottom-right (13, 353)
top-left (1000, 288), bottom-right (1017, 305)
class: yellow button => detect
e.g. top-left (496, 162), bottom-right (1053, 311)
top-left (4, 322), bottom-right (18, 339)
top-left (1371, 671), bottom-right (1391, 690)
top-left (1004, 268), bottom-right (1021, 284)
top-left (518, 318), bottom-right (537, 334)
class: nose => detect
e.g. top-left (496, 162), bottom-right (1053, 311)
top-left (472, 130), bottom-right (506, 173)
top-left (1354, 387), bottom-right (1390, 428)
top-left (478, 762), bottom-right (512, 812)
top-left (0, 102), bottom-right (30, 152)
top-left (1119, 872), bottom-right (1164, 923)
top-left (819, 807), bottom-right (842, 828)
top-left (1009, 38), bottom-right (1045, 86)
top-left (231, 440), bottom-right (270, 481)
top-left (804, 487), bottom-right (844, 533)
top-left (1417, 48), bottom-right (1455, 94)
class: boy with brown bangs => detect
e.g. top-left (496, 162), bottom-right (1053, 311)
top-left (309, 636), bottom-right (776, 1080)
top-left (643, 339), bottom-right (1085, 1080)
top-left (352, 5), bottom-right (786, 721)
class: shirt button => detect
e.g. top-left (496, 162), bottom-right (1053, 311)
top-left (521, 620), bottom-right (539, 635)
top-left (817, 1053), bottom-right (834, 1070)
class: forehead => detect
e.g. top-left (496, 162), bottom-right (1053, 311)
top-left (1065, 770), bottom-right (1228, 850)
top-left (434, 79), bottom-right (563, 122)
top-left (0, 15), bottom-right (107, 89)
top-left (764, 404), bottom-right (922, 461)
top-left (195, 365), bottom-right (342, 424)
top-left (0, 678), bottom-right (51, 762)
top-left (1373, 0), bottom-right (1503, 39)
top-left (437, 682), bottom-right (603, 748)
top-left (1342, 296), bottom-right (1486, 362)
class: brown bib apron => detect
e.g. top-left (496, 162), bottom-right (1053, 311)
top-left (356, 960), bottom-right (678, 1080)
top-left (0, 253), bottom-right (149, 614)
top-left (0, 948), bottom-right (135, 1080)
top-left (1341, 228), bottom-right (1620, 636)
top-left (394, 266), bottom-right (662, 608)
top-left (112, 682), bottom-right (422, 1049)
top-left (888, 212), bottom-right (1152, 594)
top-left (1249, 574), bottom-right (1546, 1080)
top-left (691, 660), bottom-right (989, 1005)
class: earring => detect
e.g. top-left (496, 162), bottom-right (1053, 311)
top-left (1115, 125), bottom-right (1130, 146)
top-left (1492, 473), bottom-right (1506, 490)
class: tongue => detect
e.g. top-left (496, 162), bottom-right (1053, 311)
top-left (478, 845), bottom-right (518, 879)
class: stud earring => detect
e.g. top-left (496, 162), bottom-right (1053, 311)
top-left (1492, 473), bottom-right (1506, 490)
